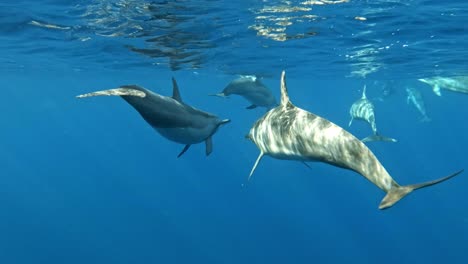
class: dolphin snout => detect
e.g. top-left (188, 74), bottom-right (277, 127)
top-left (209, 92), bottom-right (228, 98)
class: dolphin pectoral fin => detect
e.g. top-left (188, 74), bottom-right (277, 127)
top-left (248, 152), bottom-right (264, 181)
top-left (177, 144), bottom-right (191, 158)
top-left (76, 88), bottom-right (146, 98)
top-left (362, 134), bottom-right (397, 143)
top-left (205, 137), bottom-right (213, 156)
top-left (379, 169), bottom-right (464, 210)
top-left (301, 161), bottom-right (312, 170)
top-left (246, 104), bottom-right (258, 109)
top-left (433, 85), bottom-right (442, 96)
top-left (172, 77), bottom-right (183, 102)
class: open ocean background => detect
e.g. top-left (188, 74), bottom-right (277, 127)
top-left (1, 0), bottom-right (467, 263)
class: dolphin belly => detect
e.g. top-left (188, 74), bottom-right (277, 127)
top-left (156, 124), bottom-right (217, 145)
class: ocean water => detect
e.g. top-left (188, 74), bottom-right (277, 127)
top-left (1, 0), bottom-right (467, 263)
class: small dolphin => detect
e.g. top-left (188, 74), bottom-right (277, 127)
top-left (418, 76), bottom-right (468, 96)
top-left (348, 85), bottom-right (397, 143)
top-left (406, 86), bottom-right (431, 122)
top-left (77, 78), bottom-right (230, 157)
top-left (246, 70), bottom-right (463, 210)
top-left (210, 76), bottom-right (277, 110)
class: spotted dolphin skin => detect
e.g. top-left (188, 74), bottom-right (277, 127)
top-left (406, 86), bottom-right (431, 122)
top-left (210, 76), bottom-right (277, 110)
top-left (348, 85), bottom-right (397, 143)
top-left (418, 76), bottom-right (468, 96)
top-left (247, 70), bottom-right (463, 210)
top-left (77, 78), bottom-right (230, 157)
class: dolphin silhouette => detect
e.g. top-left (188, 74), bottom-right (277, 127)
top-left (210, 76), bottom-right (277, 110)
top-left (418, 76), bottom-right (468, 96)
top-left (406, 86), bottom-right (431, 122)
top-left (349, 85), bottom-right (397, 143)
top-left (77, 78), bottom-right (230, 157)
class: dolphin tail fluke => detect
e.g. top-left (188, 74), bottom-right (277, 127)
top-left (362, 134), bottom-right (397, 143)
top-left (76, 88), bottom-right (146, 98)
top-left (378, 169), bottom-right (464, 209)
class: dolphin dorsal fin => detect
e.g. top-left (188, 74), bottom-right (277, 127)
top-left (172, 77), bottom-right (183, 102)
top-left (361, 85), bottom-right (367, 99)
top-left (280, 70), bottom-right (292, 107)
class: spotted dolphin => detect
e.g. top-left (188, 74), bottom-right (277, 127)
top-left (418, 76), bottom-right (468, 96)
top-left (77, 78), bottom-right (230, 157)
top-left (406, 86), bottom-right (431, 122)
top-left (247, 70), bottom-right (463, 210)
top-left (348, 85), bottom-right (397, 143)
top-left (210, 76), bottom-right (277, 110)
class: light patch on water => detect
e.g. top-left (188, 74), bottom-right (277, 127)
top-left (29, 20), bottom-right (71, 30)
top-left (248, 0), bottom-right (346, 42)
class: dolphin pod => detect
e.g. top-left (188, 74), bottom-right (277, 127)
top-left (77, 73), bottom-right (463, 210)
top-left (247, 70), bottom-right (462, 210)
top-left (210, 76), bottom-right (277, 110)
top-left (77, 78), bottom-right (230, 157)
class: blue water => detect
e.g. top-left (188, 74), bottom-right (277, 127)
top-left (1, 1), bottom-right (467, 263)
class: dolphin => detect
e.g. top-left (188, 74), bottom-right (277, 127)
top-left (406, 86), bottom-right (431, 122)
top-left (418, 76), bottom-right (468, 96)
top-left (348, 85), bottom-right (397, 143)
top-left (246, 70), bottom-right (463, 210)
top-left (77, 78), bottom-right (230, 157)
top-left (210, 75), bottom-right (277, 110)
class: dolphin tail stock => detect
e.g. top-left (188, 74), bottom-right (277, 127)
top-left (76, 87), bottom-right (146, 98)
top-left (378, 169), bottom-right (464, 210)
top-left (362, 133), bottom-right (397, 143)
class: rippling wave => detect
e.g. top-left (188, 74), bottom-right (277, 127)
top-left (1, 0), bottom-right (467, 78)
